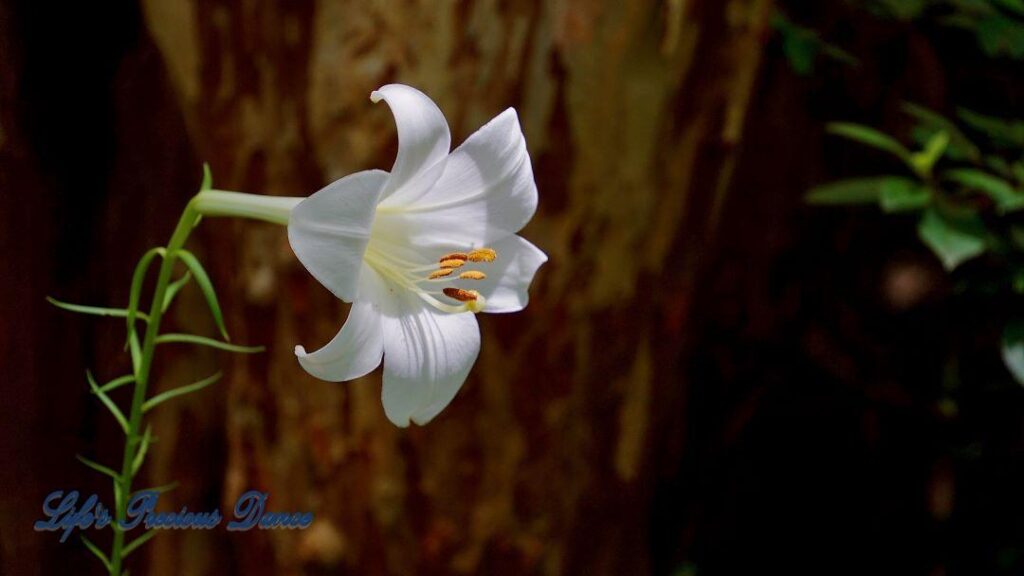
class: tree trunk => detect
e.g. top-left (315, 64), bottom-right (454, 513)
top-left (138, 1), bottom-right (773, 574)
top-left (3, 1), bottom-right (771, 574)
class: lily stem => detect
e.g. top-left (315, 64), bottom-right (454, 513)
top-left (108, 197), bottom-right (201, 576)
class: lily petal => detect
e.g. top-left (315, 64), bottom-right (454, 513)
top-left (371, 84), bottom-right (451, 204)
top-left (474, 235), bottom-right (548, 313)
top-left (294, 263), bottom-right (389, 381)
top-left (295, 300), bottom-right (383, 382)
top-left (374, 108), bottom-right (537, 247)
top-left (288, 169), bottom-right (387, 302)
top-left (379, 293), bottom-right (480, 427)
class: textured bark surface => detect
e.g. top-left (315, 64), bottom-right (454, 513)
top-left (0, 1), bottom-right (770, 575)
top-left (133, 1), bottom-right (772, 574)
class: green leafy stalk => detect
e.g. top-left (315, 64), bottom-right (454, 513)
top-left (106, 198), bottom-right (203, 576)
top-left (48, 166), bottom-right (282, 574)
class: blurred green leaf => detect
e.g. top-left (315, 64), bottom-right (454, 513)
top-left (880, 178), bottom-right (931, 212)
top-left (1001, 319), bottom-right (1024, 385)
top-left (805, 177), bottom-right (889, 205)
top-left (909, 130), bottom-right (950, 177)
top-left (873, 0), bottom-right (927, 19)
top-left (993, 0), bottom-right (1024, 15)
top-left (977, 15), bottom-right (1024, 58)
top-left (772, 13), bottom-right (856, 74)
top-left (959, 108), bottom-right (1024, 148)
top-left (828, 123), bottom-right (912, 161)
top-left (904, 103), bottom-right (981, 162)
top-left (917, 208), bottom-right (988, 270)
top-left (944, 168), bottom-right (1024, 212)
top-left (1013, 161), bottom-right (1024, 184)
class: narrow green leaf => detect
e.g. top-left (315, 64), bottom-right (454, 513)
top-left (958, 108), bottom-right (1024, 148)
top-left (155, 333), bottom-right (263, 353)
top-left (175, 249), bottom-right (230, 342)
top-left (123, 529), bottom-right (157, 558)
top-left (986, 156), bottom-right (1013, 178)
top-left (201, 163), bottom-right (213, 191)
top-left (143, 372), bottom-right (222, 413)
top-left (128, 330), bottom-right (142, 374)
top-left (994, 0), bottom-right (1024, 15)
top-left (903, 103), bottom-right (981, 162)
top-left (1002, 320), bottom-right (1024, 386)
top-left (126, 248), bottom-right (165, 349)
top-left (46, 297), bottom-right (149, 323)
top-left (909, 130), bottom-right (949, 177)
top-left (114, 479), bottom-right (124, 515)
top-left (827, 122), bottom-right (911, 160)
top-left (161, 271), bottom-right (192, 313)
top-left (76, 455), bottom-right (119, 480)
top-left (944, 168), bottom-right (1024, 213)
top-left (1013, 161), bottom-right (1024, 185)
top-left (131, 425), bottom-right (153, 476)
top-left (805, 177), bottom-right (888, 205)
top-left (86, 371), bottom-right (129, 434)
top-left (879, 178), bottom-right (931, 213)
top-left (917, 208), bottom-right (987, 271)
top-left (94, 374), bottom-right (136, 395)
top-left (80, 535), bottom-right (111, 571)
top-left (133, 482), bottom-right (179, 497)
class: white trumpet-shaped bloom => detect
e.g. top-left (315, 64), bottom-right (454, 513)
top-left (287, 84), bottom-right (547, 427)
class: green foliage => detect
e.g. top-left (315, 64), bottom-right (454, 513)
top-left (175, 249), bottom-right (230, 342)
top-left (917, 208), bottom-right (988, 270)
top-left (813, 104), bottom-right (1024, 382)
top-left (81, 536), bottom-right (112, 572)
top-left (1001, 319), bottom-right (1024, 385)
top-left (867, 0), bottom-right (1024, 59)
top-left (773, 12), bottom-right (858, 75)
top-left (828, 122), bottom-right (912, 162)
top-left (142, 372), bottom-right (223, 413)
top-left (47, 165), bottom-right (264, 574)
top-left (154, 333), bottom-right (264, 353)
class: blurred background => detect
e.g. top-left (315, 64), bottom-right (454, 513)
top-left (2, 0), bottom-right (1023, 574)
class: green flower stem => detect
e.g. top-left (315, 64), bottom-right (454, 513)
top-left (108, 198), bottom-right (200, 576)
top-left (193, 190), bottom-right (301, 226)
top-left (105, 187), bottom-right (292, 575)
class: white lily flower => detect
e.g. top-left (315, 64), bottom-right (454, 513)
top-left (287, 84), bottom-right (547, 427)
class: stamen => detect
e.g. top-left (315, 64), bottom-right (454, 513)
top-left (467, 248), bottom-right (497, 262)
top-left (439, 252), bottom-right (469, 263)
top-left (439, 259), bottom-right (466, 269)
top-left (443, 287), bottom-right (480, 302)
top-left (428, 269), bottom-right (454, 279)
top-left (459, 271), bottom-right (487, 280)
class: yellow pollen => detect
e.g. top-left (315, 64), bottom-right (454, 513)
top-left (439, 259), bottom-right (466, 269)
top-left (443, 287), bottom-right (480, 302)
top-left (439, 252), bottom-right (469, 263)
top-left (428, 269), bottom-right (454, 279)
top-left (467, 248), bottom-right (497, 262)
top-left (459, 271), bottom-right (487, 280)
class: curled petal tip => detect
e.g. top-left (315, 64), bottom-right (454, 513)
top-left (294, 345), bottom-right (307, 357)
top-left (369, 90), bottom-right (383, 103)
